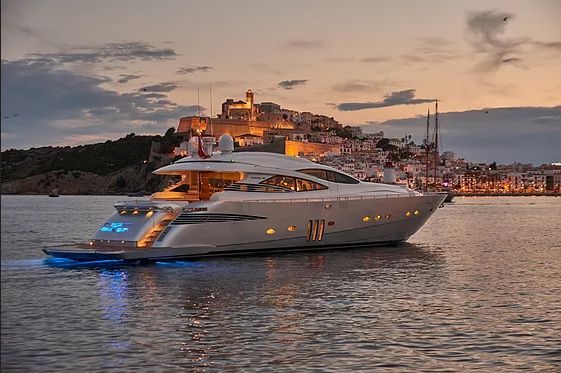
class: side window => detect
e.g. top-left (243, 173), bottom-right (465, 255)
top-left (261, 175), bottom-right (327, 191)
top-left (298, 169), bottom-right (359, 184)
top-left (296, 178), bottom-right (327, 191)
top-left (262, 176), bottom-right (295, 191)
top-left (300, 169), bottom-right (326, 180)
top-left (333, 171), bottom-right (359, 184)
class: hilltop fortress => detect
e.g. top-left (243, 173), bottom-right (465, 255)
top-left (177, 89), bottom-right (342, 140)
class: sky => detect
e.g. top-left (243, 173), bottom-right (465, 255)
top-left (1, 0), bottom-right (560, 164)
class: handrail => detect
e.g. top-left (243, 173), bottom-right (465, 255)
top-left (118, 192), bottom-right (441, 205)
top-left (242, 192), bottom-right (440, 203)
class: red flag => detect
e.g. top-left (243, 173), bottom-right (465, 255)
top-left (197, 136), bottom-right (209, 158)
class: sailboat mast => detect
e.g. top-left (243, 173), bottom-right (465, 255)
top-left (425, 108), bottom-right (430, 191)
top-left (209, 86), bottom-right (213, 137)
top-left (433, 101), bottom-right (439, 188)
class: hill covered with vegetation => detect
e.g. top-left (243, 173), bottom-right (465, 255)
top-left (1, 129), bottom-right (180, 194)
top-left (1, 129), bottom-right (178, 181)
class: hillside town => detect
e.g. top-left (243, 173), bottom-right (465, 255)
top-left (172, 90), bottom-right (560, 195)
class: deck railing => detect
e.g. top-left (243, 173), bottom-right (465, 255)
top-left (243, 192), bottom-right (442, 203)
top-left (119, 192), bottom-right (443, 205)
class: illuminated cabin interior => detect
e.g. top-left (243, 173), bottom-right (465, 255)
top-left (151, 171), bottom-right (241, 201)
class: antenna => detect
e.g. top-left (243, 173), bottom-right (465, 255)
top-left (209, 86), bottom-right (213, 137)
top-left (197, 88), bottom-right (200, 117)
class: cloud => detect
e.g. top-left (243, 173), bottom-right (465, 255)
top-left (533, 41), bottom-right (561, 51)
top-left (399, 37), bottom-right (463, 66)
top-left (325, 57), bottom-right (355, 63)
top-left (284, 39), bottom-right (324, 49)
top-left (28, 42), bottom-right (177, 65)
top-left (333, 79), bottom-right (399, 93)
top-left (117, 74), bottom-right (142, 83)
top-left (249, 63), bottom-right (284, 76)
top-left (501, 57), bottom-right (522, 64)
top-left (360, 57), bottom-right (390, 63)
top-left (501, 57), bottom-right (525, 68)
top-left (336, 89), bottom-right (436, 111)
top-left (333, 81), bottom-right (375, 92)
top-left (1, 0), bottom-right (59, 48)
top-left (139, 82), bottom-right (178, 92)
top-left (361, 106), bottom-right (561, 164)
top-left (278, 79), bottom-right (308, 90)
top-left (0, 59), bottom-right (202, 149)
top-left (465, 11), bottom-right (561, 73)
top-left (465, 10), bottom-right (525, 72)
top-left (176, 65), bottom-right (213, 74)
top-left (528, 114), bottom-right (561, 124)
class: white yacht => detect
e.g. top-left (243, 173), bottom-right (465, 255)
top-left (44, 135), bottom-right (446, 261)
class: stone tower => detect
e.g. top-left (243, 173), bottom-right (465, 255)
top-left (246, 89), bottom-right (255, 120)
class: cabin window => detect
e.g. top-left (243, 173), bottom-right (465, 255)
top-left (296, 178), bottom-right (326, 192)
top-left (199, 172), bottom-right (241, 200)
top-left (260, 175), bottom-right (327, 192)
top-left (298, 169), bottom-right (359, 184)
top-left (153, 171), bottom-right (241, 201)
top-left (262, 176), bottom-right (295, 190)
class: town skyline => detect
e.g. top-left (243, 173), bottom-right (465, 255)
top-left (1, 0), bottom-right (560, 164)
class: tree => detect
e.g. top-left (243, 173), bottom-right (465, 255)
top-left (376, 138), bottom-right (398, 152)
top-left (164, 127), bottom-right (176, 137)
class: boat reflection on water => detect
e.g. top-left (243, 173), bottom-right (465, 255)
top-left (77, 243), bottom-right (443, 368)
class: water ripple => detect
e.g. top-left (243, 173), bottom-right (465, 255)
top-left (1, 195), bottom-right (561, 372)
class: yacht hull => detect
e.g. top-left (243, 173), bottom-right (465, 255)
top-left (43, 194), bottom-right (445, 261)
top-left (43, 241), bottom-right (403, 261)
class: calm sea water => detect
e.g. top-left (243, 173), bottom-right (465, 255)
top-left (1, 195), bottom-right (560, 372)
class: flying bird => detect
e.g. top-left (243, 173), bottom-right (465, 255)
top-left (3, 116), bottom-right (8, 119)
top-left (503, 16), bottom-right (508, 21)
top-left (484, 110), bottom-right (489, 114)
top-left (142, 88), bottom-right (147, 92)
top-left (14, 113), bottom-right (20, 117)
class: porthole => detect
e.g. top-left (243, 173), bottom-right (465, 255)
top-left (384, 214), bottom-right (392, 219)
top-left (375, 215), bottom-right (382, 221)
top-left (324, 204), bottom-right (332, 209)
top-left (288, 225), bottom-right (297, 232)
top-left (328, 221), bottom-right (335, 226)
top-left (405, 211), bottom-right (412, 217)
top-left (362, 216), bottom-right (371, 222)
top-left (266, 228), bottom-right (276, 235)
top-left (414, 210), bottom-right (420, 215)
